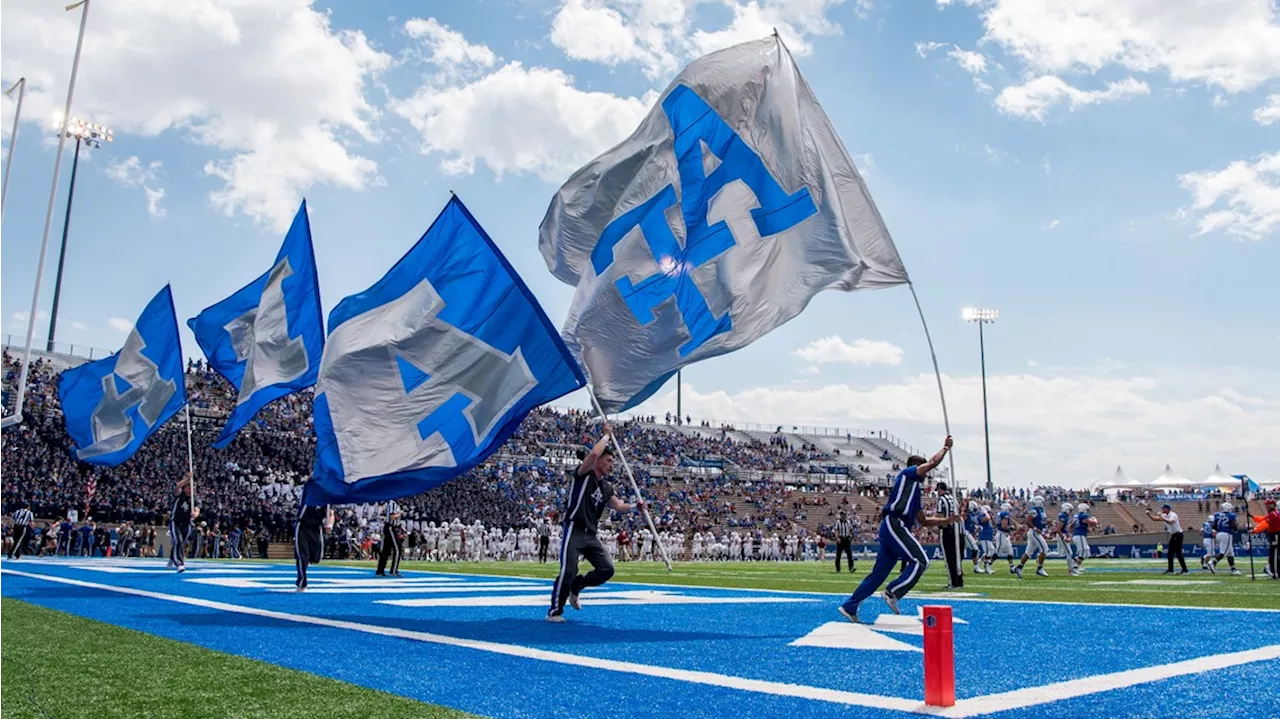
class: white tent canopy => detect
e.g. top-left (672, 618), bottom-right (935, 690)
top-left (1149, 463), bottom-right (1193, 489)
top-left (1097, 465), bottom-right (1146, 490)
top-left (1198, 464), bottom-right (1237, 488)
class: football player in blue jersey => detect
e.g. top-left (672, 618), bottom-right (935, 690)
top-left (977, 506), bottom-right (996, 573)
top-left (964, 502), bottom-right (982, 573)
top-left (1070, 503), bottom-right (1099, 575)
top-left (1056, 502), bottom-right (1075, 571)
top-left (1209, 503), bottom-right (1241, 575)
top-left (837, 437), bottom-right (958, 623)
top-left (1015, 496), bottom-right (1050, 578)
top-left (995, 503), bottom-right (1016, 574)
top-left (1201, 516), bottom-right (1216, 571)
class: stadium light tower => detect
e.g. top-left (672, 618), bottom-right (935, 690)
top-left (963, 307), bottom-right (998, 496)
top-left (2, 77), bottom-right (27, 217)
top-left (47, 116), bottom-right (112, 351)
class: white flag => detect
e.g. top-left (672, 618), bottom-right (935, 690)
top-left (539, 36), bottom-right (908, 413)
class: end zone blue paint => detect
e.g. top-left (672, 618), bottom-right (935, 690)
top-left (2, 559), bottom-right (1275, 719)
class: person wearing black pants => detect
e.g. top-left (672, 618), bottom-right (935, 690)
top-left (8, 505), bottom-right (34, 559)
top-left (376, 499), bottom-right (404, 577)
top-left (935, 483), bottom-right (964, 588)
top-left (167, 475), bottom-right (195, 573)
top-left (294, 503), bottom-right (332, 591)
top-left (537, 519), bottom-right (551, 563)
top-left (1147, 504), bottom-right (1187, 574)
top-left (833, 511), bottom-right (856, 573)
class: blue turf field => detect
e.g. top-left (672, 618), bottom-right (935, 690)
top-left (2, 558), bottom-right (1276, 718)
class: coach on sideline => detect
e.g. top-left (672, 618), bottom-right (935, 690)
top-left (1146, 504), bottom-right (1187, 574)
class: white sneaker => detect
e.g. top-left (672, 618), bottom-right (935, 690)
top-left (1036, 568), bottom-right (1049, 577)
top-left (1070, 569), bottom-right (1081, 576)
top-left (1013, 565), bottom-right (1023, 579)
top-left (569, 592), bottom-right (581, 610)
top-left (882, 590), bottom-right (901, 615)
top-left (546, 614), bottom-right (565, 623)
top-left (1230, 568), bottom-right (1242, 576)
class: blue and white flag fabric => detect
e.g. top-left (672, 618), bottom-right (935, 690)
top-left (58, 285), bottom-right (186, 466)
top-left (187, 201), bottom-right (324, 448)
top-left (304, 196), bottom-right (586, 505)
top-left (539, 36), bottom-right (909, 412)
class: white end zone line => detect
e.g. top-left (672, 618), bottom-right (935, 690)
top-left (4, 567), bottom-right (1278, 718)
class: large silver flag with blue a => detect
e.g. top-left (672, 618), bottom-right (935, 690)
top-left (58, 285), bottom-right (186, 466)
top-left (304, 196), bottom-right (586, 505)
top-left (187, 201), bottom-right (324, 448)
top-left (539, 36), bottom-right (909, 412)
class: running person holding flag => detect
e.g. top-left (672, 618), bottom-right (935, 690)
top-left (547, 424), bottom-right (644, 623)
top-left (839, 437), bottom-right (958, 623)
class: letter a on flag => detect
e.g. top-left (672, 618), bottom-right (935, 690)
top-left (539, 36), bottom-right (909, 412)
top-left (305, 196), bottom-right (585, 505)
top-left (187, 201), bottom-right (325, 448)
top-left (58, 285), bottom-right (187, 466)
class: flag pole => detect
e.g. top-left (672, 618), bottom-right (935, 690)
top-left (1, 0), bottom-right (92, 430)
top-left (586, 386), bottom-right (673, 571)
top-left (908, 282), bottom-right (957, 487)
top-left (184, 401), bottom-right (196, 505)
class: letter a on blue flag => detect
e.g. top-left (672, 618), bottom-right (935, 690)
top-left (540, 36), bottom-right (909, 412)
top-left (58, 285), bottom-right (187, 466)
top-left (187, 201), bottom-right (324, 448)
top-left (304, 196), bottom-right (585, 505)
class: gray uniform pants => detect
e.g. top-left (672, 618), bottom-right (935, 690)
top-left (549, 526), bottom-right (614, 615)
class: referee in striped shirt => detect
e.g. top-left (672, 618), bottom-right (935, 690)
top-left (833, 511), bottom-right (856, 573)
top-left (8, 504), bottom-right (34, 560)
top-left (936, 483), bottom-right (964, 589)
top-left (376, 500), bottom-right (404, 577)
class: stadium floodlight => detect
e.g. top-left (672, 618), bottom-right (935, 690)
top-left (47, 116), bottom-right (112, 351)
top-left (2, 77), bottom-right (27, 217)
top-left (963, 307), bottom-right (998, 496)
top-left (962, 307), bottom-right (999, 323)
top-left (3, 0), bottom-right (93, 430)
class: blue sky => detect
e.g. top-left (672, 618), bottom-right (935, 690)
top-left (2, 0), bottom-right (1277, 488)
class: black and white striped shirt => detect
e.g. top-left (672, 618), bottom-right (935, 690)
top-left (12, 508), bottom-right (33, 527)
top-left (936, 493), bottom-right (959, 519)
top-left (385, 500), bottom-right (401, 527)
top-left (833, 519), bottom-right (854, 539)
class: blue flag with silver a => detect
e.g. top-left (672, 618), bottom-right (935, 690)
top-left (187, 201), bottom-right (324, 448)
top-left (58, 285), bottom-right (187, 466)
top-left (304, 196), bottom-right (585, 505)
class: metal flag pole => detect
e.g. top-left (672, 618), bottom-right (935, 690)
top-left (585, 386), bottom-right (673, 571)
top-left (908, 283), bottom-right (958, 488)
top-left (184, 401), bottom-right (196, 505)
top-left (2, 77), bottom-right (27, 216)
top-left (1240, 476), bottom-right (1256, 581)
top-left (2, 0), bottom-right (92, 430)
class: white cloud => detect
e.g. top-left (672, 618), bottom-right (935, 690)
top-left (105, 156), bottom-right (166, 218)
top-left (995, 75), bottom-right (1150, 121)
top-left (1040, 155), bottom-right (1051, 174)
top-left (634, 367), bottom-right (1280, 487)
top-left (972, 0), bottom-right (1280, 94)
top-left (9, 310), bottom-right (48, 329)
top-left (948, 48), bottom-right (988, 75)
top-left (393, 60), bottom-right (654, 181)
top-left (1177, 152), bottom-right (1280, 241)
top-left (1026, 359), bottom-right (1038, 367)
top-left (107, 317), bottom-right (133, 333)
top-left (0, 0), bottom-right (390, 232)
top-left (1042, 219), bottom-right (1060, 230)
top-left (404, 17), bottom-right (496, 70)
top-left (547, 0), bottom-right (848, 78)
top-left (792, 336), bottom-right (905, 366)
top-left (70, 321), bottom-right (89, 331)
top-left (1255, 94), bottom-right (1280, 126)
top-left (983, 144), bottom-right (1005, 164)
